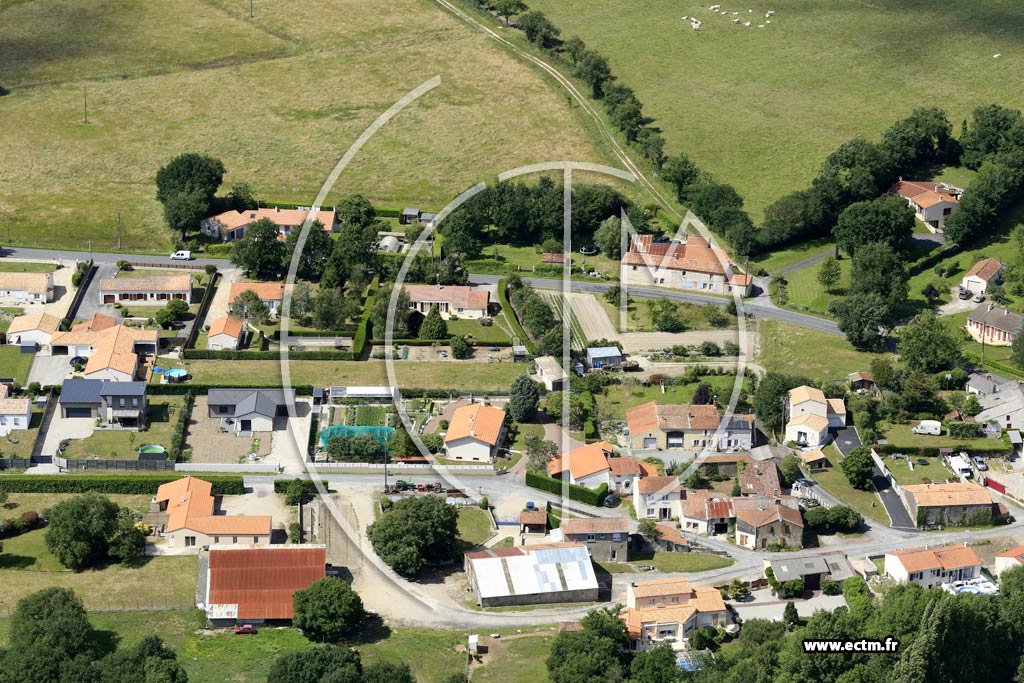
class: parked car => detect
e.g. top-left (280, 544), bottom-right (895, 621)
top-left (602, 494), bottom-right (621, 508)
top-left (170, 250), bottom-right (193, 261)
top-left (974, 292), bottom-right (986, 303)
top-left (234, 624), bottom-right (257, 634)
top-left (958, 288), bottom-right (972, 300)
top-left (973, 456), bottom-right (989, 471)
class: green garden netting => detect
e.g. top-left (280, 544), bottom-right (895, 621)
top-left (319, 425), bottom-right (395, 449)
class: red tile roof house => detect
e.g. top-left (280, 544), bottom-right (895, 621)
top-left (99, 274), bottom-right (192, 306)
top-left (403, 284), bottom-right (490, 320)
top-left (443, 403), bottom-right (507, 462)
top-left (229, 282), bottom-right (292, 317)
top-left (620, 234), bottom-right (750, 296)
top-left (202, 207), bottom-right (338, 242)
top-left (961, 257), bottom-right (1003, 296)
top-left (890, 179), bottom-right (963, 233)
top-left (154, 477), bottom-right (271, 551)
top-left (206, 316), bottom-right (245, 351)
top-left (202, 545), bottom-right (326, 626)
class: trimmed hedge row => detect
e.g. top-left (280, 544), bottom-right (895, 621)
top-left (147, 384), bottom-right (315, 396)
top-left (182, 349), bottom-right (353, 360)
top-left (351, 277), bottom-right (379, 360)
top-left (170, 391), bottom-right (194, 460)
top-left (0, 474), bottom-right (245, 495)
top-left (369, 338), bottom-right (513, 348)
top-left (271, 328), bottom-right (358, 339)
top-left (498, 278), bottom-right (537, 355)
top-left (964, 352), bottom-right (1024, 380)
top-left (525, 471), bottom-right (608, 507)
top-left (875, 440), bottom-right (1011, 456)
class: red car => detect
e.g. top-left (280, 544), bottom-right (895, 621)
top-left (234, 624), bottom-right (257, 634)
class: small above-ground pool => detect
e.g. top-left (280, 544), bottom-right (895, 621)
top-left (139, 445), bottom-right (166, 455)
top-left (161, 368), bottom-right (189, 384)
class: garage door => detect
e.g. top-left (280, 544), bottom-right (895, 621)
top-left (643, 438), bottom-right (657, 449)
top-left (64, 407), bottom-right (92, 418)
top-left (667, 435), bottom-right (684, 448)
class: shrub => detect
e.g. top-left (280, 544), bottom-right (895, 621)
top-left (0, 475), bottom-right (244, 495)
top-left (276, 479), bottom-right (328, 501)
top-left (525, 471), bottom-right (608, 506)
top-left (288, 522), bottom-right (303, 544)
top-left (19, 511), bottom-right (39, 529)
top-left (479, 496), bottom-right (489, 510)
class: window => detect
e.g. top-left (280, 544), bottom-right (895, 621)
top-left (119, 398), bottom-right (125, 408)
top-left (218, 405), bottom-right (230, 414)
top-left (586, 534), bottom-right (596, 542)
top-left (185, 536), bottom-right (196, 547)
top-left (253, 536), bottom-right (259, 543)
top-left (132, 398), bottom-right (138, 408)
top-left (232, 537), bottom-right (238, 544)
top-left (612, 533), bottom-right (621, 541)
top-left (214, 537), bottom-right (220, 543)
top-left (647, 508), bottom-right (655, 516)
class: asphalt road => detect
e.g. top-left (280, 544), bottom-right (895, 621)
top-left (470, 273), bottom-right (842, 335)
top-left (1, 245), bottom-right (224, 268)
top-left (831, 426), bottom-right (916, 530)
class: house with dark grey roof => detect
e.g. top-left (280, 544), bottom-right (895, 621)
top-left (207, 388), bottom-right (296, 436)
top-left (967, 303), bottom-right (1023, 347)
top-left (59, 379), bottom-right (148, 427)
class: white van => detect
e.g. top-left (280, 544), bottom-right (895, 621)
top-left (170, 250), bottom-right (193, 261)
top-left (911, 419), bottom-right (942, 436)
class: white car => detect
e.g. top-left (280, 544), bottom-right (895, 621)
top-left (170, 250), bottom-right (192, 261)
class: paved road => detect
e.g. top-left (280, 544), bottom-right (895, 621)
top-left (2, 245), bottom-right (224, 268)
top-left (831, 426), bottom-right (916, 530)
top-left (774, 248), bottom-right (834, 276)
top-left (470, 274), bottom-right (841, 335)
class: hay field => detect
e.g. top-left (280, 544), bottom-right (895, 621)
top-left (0, 0), bottom-right (606, 252)
top-left (527, 0), bottom-right (1024, 220)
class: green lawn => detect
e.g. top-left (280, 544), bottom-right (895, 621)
top-left (62, 396), bottom-right (186, 459)
top-left (166, 359), bottom-right (524, 392)
top-left (0, 410), bottom-right (42, 459)
top-left (598, 298), bottom-right (737, 334)
top-left (508, 421), bottom-right (546, 450)
top-left (757, 320), bottom-right (885, 381)
top-left (0, 346), bottom-right (34, 385)
top-left (878, 422), bottom-right (1000, 451)
top-left (446, 317), bottom-right (512, 345)
top-left (528, 0), bottom-right (1024, 222)
top-left (0, 528), bottom-right (196, 611)
top-left (474, 633), bottom-right (554, 683)
top-left (469, 244), bottom-right (622, 282)
top-left (599, 375), bottom-right (750, 421)
top-left (752, 238), bottom-right (834, 276)
top-left (0, 610), bottom-right (470, 683)
top-left (628, 551), bottom-right (734, 573)
top-left (1, 492), bottom-right (152, 515)
top-left (458, 507), bottom-right (494, 547)
top-left (783, 257), bottom-right (852, 315)
top-left (886, 456), bottom-right (953, 486)
top-left (810, 446), bottom-right (889, 526)
top-left (0, 0), bottom-right (608, 253)
top-left (0, 262), bottom-right (55, 273)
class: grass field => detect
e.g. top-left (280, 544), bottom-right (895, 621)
top-left (879, 422), bottom-right (999, 452)
top-left (600, 298), bottom-right (737, 333)
top-left (757, 320), bottom-right (885, 381)
top-left (166, 359), bottom-right (525, 392)
top-left (527, 0), bottom-right (1024, 222)
top-left (0, 610), bottom-right (473, 683)
top-left (627, 551), bottom-right (734, 573)
top-left (0, 262), bottom-right (55, 273)
top-left (473, 633), bottom-right (554, 683)
top-left (0, 528), bottom-right (196, 612)
top-left (0, 346), bottom-right (34, 384)
top-left (458, 507), bottom-right (494, 547)
top-left (1, 492), bottom-right (152, 515)
top-left (751, 238), bottom-right (833, 275)
top-left (599, 375), bottom-right (749, 420)
top-left (886, 455), bottom-right (953, 486)
top-left (446, 318), bottom-right (512, 344)
top-left (783, 257), bottom-right (851, 315)
top-left (0, 0), bottom-right (608, 253)
top-left (62, 396), bottom-right (187, 459)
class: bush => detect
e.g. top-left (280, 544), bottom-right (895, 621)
top-left (525, 471), bottom-right (608, 506)
top-left (821, 579), bottom-right (841, 595)
top-left (288, 521), bottom-right (303, 544)
top-left (276, 479), bottom-right (329, 501)
top-left (19, 511), bottom-right (39, 529)
top-left (478, 496), bottom-right (489, 510)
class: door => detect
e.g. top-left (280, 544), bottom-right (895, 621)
top-left (643, 437), bottom-right (657, 449)
top-left (103, 295), bottom-right (115, 304)
top-left (65, 407), bottom-right (93, 418)
top-left (240, 420), bottom-right (252, 432)
top-left (610, 548), bottom-right (617, 561)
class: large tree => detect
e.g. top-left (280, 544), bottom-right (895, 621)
top-left (898, 310), bottom-right (962, 372)
top-left (282, 220), bottom-right (333, 281)
top-left (593, 215), bottom-right (623, 259)
top-left (834, 194), bottom-right (915, 256)
top-left (293, 578), bottom-right (364, 643)
top-left (829, 292), bottom-right (891, 350)
top-left (519, 11), bottom-right (560, 48)
top-left (231, 217), bottom-right (283, 279)
top-left (337, 194), bottom-right (377, 228)
top-left (508, 374), bottom-right (540, 422)
top-left (3, 587), bottom-right (95, 683)
top-left (267, 646), bottom-right (362, 683)
top-left (230, 288), bottom-right (270, 326)
top-left (841, 447), bottom-right (875, 491)
top-left (367, 495), bottom-right (459, 575)
top-left (162, 189), bottom-right (208, 242)
top-left (848, 241), bottom-right (909, 309)
top-left (44, 493), bottom-right (120, 570)
top-left (753, 372), bottom-right (813, 434)
top-left (418, 305), bottom-right (448, 340)
top-left (107, 507), bottom-right (145, 564)
top-left (371, 285), bottom-right (411, 339)
top-left (816, 256), bottom-right (842, 293)
top-left (155, 153), bottom-right (225, 206)
top-left (547, 608), bottom-right (628, 683)
top-left (575, 50), bottom-right (613, 98)
top-left (492, 0), bottom-right (526, 26)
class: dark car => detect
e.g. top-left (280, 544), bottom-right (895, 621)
top-left (234, 624), bottom-right (257, 635)
top-left (602, 494), bottom-right (621, 508)
top-left (958, 288), bottom-right (972, 300)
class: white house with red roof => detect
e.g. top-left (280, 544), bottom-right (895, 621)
top-left (404, 284), bottom-right (489, 320)
top-left (620, 234), bottom-right (750, 296)
top-left (890, 179), bottom-right (963, 233)
top-left (961, 258), bottom-right (1003, 296)
top-left (202, 207), bottom-right (338, 242)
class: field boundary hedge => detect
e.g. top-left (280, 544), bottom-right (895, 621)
top-left (498, 278), bottom-right (536, 355)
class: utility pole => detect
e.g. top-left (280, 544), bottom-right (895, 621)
top-left (116, 211), bottom-right (122, 250)
top-left (249, 0), bottom-right (253, 17)
top-left (82, 86), bottom-right (88, 124)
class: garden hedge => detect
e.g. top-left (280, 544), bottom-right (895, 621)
top-left (498, 278), bottom-right (537, 355)
top-left (271, 328), bottom-right (358, 339)
top-left (351, 277), bottom-right (379, 360)
top-left (525, 471), bottom-right (608, 506)
top-left (0, 475), bottom-right (245, 495)
top-left (274, 479), bottom-right (330, 497)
